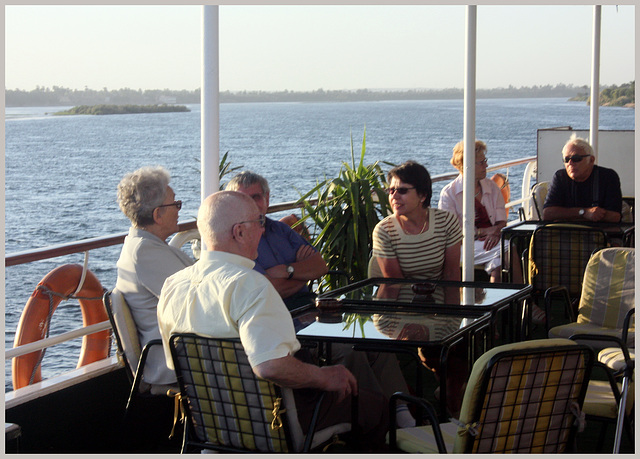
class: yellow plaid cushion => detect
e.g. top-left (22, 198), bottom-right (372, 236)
top-left (391, 421), bottom-right (458, 453)
top-left (583, 379), bottom-right (635, 418)
top-left (599, 347), bottom-right (635, 373)
top-left (577, 248), bottom-right (635, 330)
top-left (175, 337), bottom-right (289, 453)
top-left (455, 339), bottom-right (588, 454)
top-left (528, 224), bottom-right (607, 298)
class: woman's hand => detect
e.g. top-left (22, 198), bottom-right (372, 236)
top-left (478, 226), bottom-right (501, 250)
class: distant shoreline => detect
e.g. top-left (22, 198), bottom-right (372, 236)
top-left (5, 83), bottom-right (634, 107)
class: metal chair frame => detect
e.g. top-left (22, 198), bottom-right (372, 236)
top-left (389, 340), bottom-right (594, 454)
top-left (168, 333), bottom-right (347, 453)
top-left (570, 327), bottom-right (635, 453)
top-left (103, 290), bottom-right (165, 413)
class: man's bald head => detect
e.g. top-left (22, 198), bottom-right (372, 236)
top-left (197, 191), bottom-right (259, 250)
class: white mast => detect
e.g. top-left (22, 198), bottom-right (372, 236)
top-left (201, 5), bottom-right (220, 203)
top-left (462, 5), bottom-right (477, 284)
top-left (589, 5), bottom-right (601, 159)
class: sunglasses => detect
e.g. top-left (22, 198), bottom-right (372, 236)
top-left (563, 154), bottom-right (590, 164)
top-left (386, 186), bottom-right (415, 195)
top-left (236, 214), bottom-right (266, 228)
top-left (156, 200), bottom-right (182, 210)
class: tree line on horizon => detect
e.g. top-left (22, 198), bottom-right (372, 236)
top-left (4, 82), bottom-right (633, 107)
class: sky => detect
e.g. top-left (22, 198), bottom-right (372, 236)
top-left (3, 3), bottom-right (636, 92)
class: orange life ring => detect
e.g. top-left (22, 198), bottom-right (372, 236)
top-left (491, 173), bottom-right (511, 204)
top-left (12, 264), bottom-right (110, 390)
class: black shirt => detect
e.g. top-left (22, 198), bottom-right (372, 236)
top-left (543, 165), bottom-right (622, 213)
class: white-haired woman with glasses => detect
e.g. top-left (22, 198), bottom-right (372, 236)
top-left (115, 165), bottom-right (194, 391)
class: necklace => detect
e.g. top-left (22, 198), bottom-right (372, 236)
top-left (399, 215), bottom-right (428, 235)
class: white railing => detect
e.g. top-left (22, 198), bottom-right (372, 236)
top-left (5, 156), bottom-right (537, 366)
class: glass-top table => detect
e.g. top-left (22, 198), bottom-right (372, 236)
top-left (299, 277), bottom-right (533, 342)
top-left (291, 278), bottom-right (532, 419)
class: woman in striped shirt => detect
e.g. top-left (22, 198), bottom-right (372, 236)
top-left (372, 160), bottom-right (463, 282)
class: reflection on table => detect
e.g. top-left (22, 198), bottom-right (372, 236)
top-left (309, 277), bottom-right (532, 342)
top-left (292, 302), bottom-right (493, 421)
top-left (293, 305), bottom-right (488, 347)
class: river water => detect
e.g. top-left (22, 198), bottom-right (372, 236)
top-left (4, 98), bottom-right (635, 391)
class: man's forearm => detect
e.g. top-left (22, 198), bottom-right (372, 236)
top-left (266, 276), bottom-right (308, 297)
top-left (291, 252), bottom-right (328, 280)
top-left (542, 206), bottom-right (581, 221)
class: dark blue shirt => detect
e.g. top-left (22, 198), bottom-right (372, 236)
top-left (544, 165), bottom-right (622, 214)
top-left (253, 217), bottom-right (316, 295)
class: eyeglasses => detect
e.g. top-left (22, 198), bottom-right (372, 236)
top-left (563, 154), bottom-right (590, 164)
top-left (476, 158), bottom-right (488, 166)
top-left (236, 214), bottom-right (266, 228)
top-left (386, 187), bottom-right (416, 195)
top-left (156, 200), bottom-right (182, 210)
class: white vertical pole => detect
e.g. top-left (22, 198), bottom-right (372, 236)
top-left (462, 5), bottom-right (477, 284)
top-left (589, 5), bottom-right (601, 159)
top-left (201, 5), bottom-right (220, 203)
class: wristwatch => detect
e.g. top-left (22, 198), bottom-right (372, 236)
top-left (286, 265), bottom-right (295, 279)
top-left (578, 208), bottom-right (585, 217)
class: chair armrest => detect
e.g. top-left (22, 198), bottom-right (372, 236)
top-left (388, 392), bottom-right (447, 453)
top-left (544, 285), bottom-right (575, 334)
top-left (569, 333), bottom-right (633, 371)
top-left (302, 391), bottom-right (326, 452)
top-left (128, 339), bottom-right (164, 405)
top-left (622, 308), bottom-right (635, 346)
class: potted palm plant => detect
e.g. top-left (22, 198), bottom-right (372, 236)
top-left (298, 128), bottom-right (393, 291)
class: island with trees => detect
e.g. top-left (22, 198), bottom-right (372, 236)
top-left (569, 81), bottom-right (634, 107)
top-left (54, 104), bottom-right (190, 116)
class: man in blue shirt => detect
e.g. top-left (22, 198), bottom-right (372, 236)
top-left (226, 171), bottom-right (328, 309)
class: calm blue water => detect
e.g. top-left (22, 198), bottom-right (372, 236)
top-left (4, 98), bottom-right (634, 391)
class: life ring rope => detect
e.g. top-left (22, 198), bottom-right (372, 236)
top-left (26, 284), bottom-right (108, 385)
top-left (12, 264), bottom-right (111, 390)
top-left (72, 251), bottom-right (90, 297)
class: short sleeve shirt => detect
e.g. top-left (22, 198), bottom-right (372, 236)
top-left (544, 165), bottom-right (622, 213)
top-left (372, 208), bottom-right (463, 280)
top-left (157, 250), bottom-right (301, 370)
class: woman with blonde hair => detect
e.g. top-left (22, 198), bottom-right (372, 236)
top-left (438, 140), bottom-right (508, 283)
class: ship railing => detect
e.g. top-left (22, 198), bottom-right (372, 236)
top-left (5, 156), bottom-right (537, 367)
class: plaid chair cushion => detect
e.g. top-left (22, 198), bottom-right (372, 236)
top-left (172, 336), bottom-right (290, 453)
top-left (577, 248), bottom-right (635, 330)
top-left (528, 224), bottom-right (608, 298)
top-left (455, 339), bottom-right (591, 454)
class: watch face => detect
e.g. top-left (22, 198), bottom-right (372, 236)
top-left (287, 265), bottom-right (294, 273)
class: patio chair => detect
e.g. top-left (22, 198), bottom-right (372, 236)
top-left (529, 181), bottom-right (549, 221)
top-left (570, 333), bottom-right (634, 453)
top-left (387, 338), bottom-right (594, 454)
top-left (526, 223), bottom-right (608, 329)
top-left (546, 247), bottom-right (634, 350)
top-left (168, 333), bottom-right (353, 453)
top-left (103, 289), bottom-right (169, 412)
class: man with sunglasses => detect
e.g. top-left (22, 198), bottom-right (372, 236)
top-left (226, 171), bottom-right (328, 310)
top-left (543, 134), bottom-right (622, 222)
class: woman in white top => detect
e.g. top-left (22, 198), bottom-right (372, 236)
top-left (438, 140), bottom-right (507, 282)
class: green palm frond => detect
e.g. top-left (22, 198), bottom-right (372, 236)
top-left (297, 128), bottom-right (395, 291)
